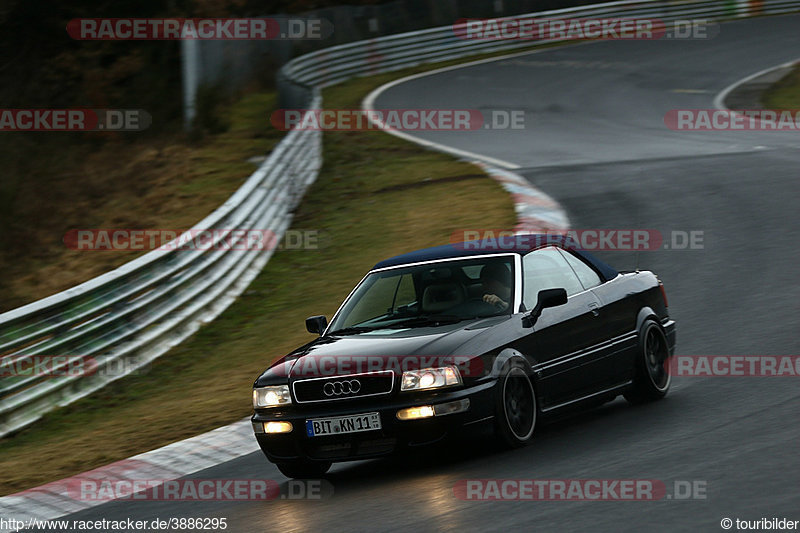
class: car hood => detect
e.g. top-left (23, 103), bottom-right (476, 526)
top-left (256, 316), bottom-right (512, 384)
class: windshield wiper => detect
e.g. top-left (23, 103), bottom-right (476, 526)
top-left (326, 326), bottom-right (375, 336)
top-left (387, 315), bottom-right (466, 328)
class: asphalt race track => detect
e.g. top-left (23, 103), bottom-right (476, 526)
top-left (57, 15), bottom-right (800, 533)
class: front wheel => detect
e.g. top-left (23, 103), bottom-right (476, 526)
top-left (624, 319), bottom-right (671, 404)
top-left (493, 361), bottom-right (537, 447)
top-left (276, 460), bottom-right (331, 479)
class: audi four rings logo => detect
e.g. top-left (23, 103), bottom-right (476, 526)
top-left (323, 379), bottom-right (362, 396)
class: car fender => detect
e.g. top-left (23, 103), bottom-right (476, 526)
top-left (489, 348), bottom-right (535, 380)
top-left (632, 307), bottom-right (665, 365)
top-left (488, 348), bottom-right (543, 408)
top-left (636, 306), bottom-right (662, 333)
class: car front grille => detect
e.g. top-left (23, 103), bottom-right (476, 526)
top-left (292, 371), bottom-right (394, 403)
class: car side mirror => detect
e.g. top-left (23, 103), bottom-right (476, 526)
top-left (522, 288), bottom-right (568, 328)
top-left (305, 315), bottom-right (328, 335)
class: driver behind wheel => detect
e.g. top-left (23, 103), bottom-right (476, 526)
top-left (480, 263), bottom-right (512, 310)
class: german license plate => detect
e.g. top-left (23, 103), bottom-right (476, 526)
top-left (305, 412), bottom-right (381, 437)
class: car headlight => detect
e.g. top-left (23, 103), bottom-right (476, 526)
top-left (253, 385), bottom-right (292, 408)
top-left (401, 366), bottom-right (462, 391)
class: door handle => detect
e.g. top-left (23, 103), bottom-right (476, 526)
top-left (588, 302), bottom-right (600, 317)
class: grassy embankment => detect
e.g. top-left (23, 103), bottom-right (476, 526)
top-left (761, 64), bottom-right (800, 109)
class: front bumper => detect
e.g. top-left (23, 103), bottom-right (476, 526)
top-left (252, 380), bottom-right (495, 463)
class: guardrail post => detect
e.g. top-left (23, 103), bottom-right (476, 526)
top-left (182, 37), bottom-right (200, 131)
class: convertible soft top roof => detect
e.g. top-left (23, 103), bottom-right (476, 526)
top-left (372, 234), bottom-right (619, 281)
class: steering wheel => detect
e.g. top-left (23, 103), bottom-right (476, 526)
top-left (466, 296), bottom-right (506, 314)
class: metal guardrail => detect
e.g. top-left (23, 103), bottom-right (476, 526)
top-left (0, 99), bottom-right (322, 437)
top-left (2, 0), bottom-right (798, 438)
top-left (280, 0), bottom-right (800, 89)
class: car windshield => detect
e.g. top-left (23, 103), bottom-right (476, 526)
top-left (327, 256), bottom-right (516, 333)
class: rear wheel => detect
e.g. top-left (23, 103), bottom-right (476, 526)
top-left (493, 361), bottom-right (537, 447)
top-left (276, 460), bottom-right (331, 479)
top-left (624, 319), bottom-right (671, 404)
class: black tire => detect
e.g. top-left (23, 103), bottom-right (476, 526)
top-left (624, 319), bottom-right (671, 404)
top-left (493, 360), bottom-right (537, 448)
top-left (276, 460), bottom-right (332, 479)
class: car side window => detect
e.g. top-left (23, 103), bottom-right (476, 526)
top-left (522, 246), bottom-right (585, 309)
top-left (558, 249), bottom-right (602, 290)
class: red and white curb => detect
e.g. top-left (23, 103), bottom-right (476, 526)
top-left (0, 418), bottom-right (258, 530)
top-left (473, 161), bottom-right (570, 232)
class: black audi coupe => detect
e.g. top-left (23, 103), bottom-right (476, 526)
top-left (252, 235), bottom-right (676, 478)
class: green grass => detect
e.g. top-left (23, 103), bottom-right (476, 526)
top-left (761, 64), bottom-right (800, 109)
top-left (0, 92), bottom-right (286, 313)
top-left (0, 53), bottom-right (523, 495)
